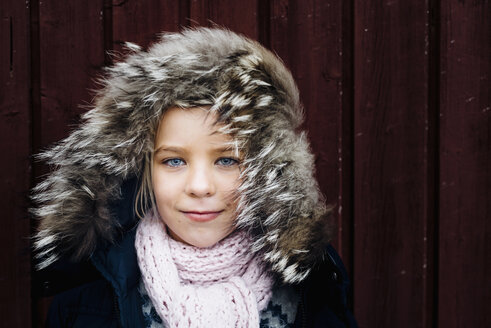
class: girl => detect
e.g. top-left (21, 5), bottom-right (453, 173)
top-left (33, 27), bottom-right (357, 327)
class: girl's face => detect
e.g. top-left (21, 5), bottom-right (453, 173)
top-left (152, 106), bottom-right (241, 247)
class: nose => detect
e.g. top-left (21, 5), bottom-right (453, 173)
top-left (184, 164), bottom-right (216, 197)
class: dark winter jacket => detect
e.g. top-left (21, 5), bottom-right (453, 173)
top-left (44, 247), bottom-right (355, 328)
top-left (32, 27), bottom-right (358, 327)
top-left (43, 241), bottom-right (356, 328)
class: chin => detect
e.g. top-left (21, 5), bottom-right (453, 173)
top-left (186, 236), bottom-right (222, 248)
top-left (183, 230), bottom-right (233, 248)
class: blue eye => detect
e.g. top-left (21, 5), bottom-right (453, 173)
top-left (163, 158), bottom-right (185, 167)
top-left (216, 157), bottom-right (239, 166)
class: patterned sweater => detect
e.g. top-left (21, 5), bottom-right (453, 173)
top-left (140, 281), bottom-right (299, 328)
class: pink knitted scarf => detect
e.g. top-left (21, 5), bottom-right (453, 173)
top-left (135, 213), bottom-right (273, 327)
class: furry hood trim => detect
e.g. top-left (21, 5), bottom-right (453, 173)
top-left (32, 27), bottom-right (332, 284)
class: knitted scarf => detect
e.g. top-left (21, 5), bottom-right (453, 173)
top-left (135, 213), bottom-right (273, 327)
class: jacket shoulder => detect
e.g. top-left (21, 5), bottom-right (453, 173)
top-left (45, 279), bottom-right (118, 328)
top-left (295, 245), bottom-right (358, 328)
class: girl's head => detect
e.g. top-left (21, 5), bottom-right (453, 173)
top-left (34, 27), bottom-right (331, 283)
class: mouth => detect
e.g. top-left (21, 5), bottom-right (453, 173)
top-left (181, 210), bottom-right (223, 222)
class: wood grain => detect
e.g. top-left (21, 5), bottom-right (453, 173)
top-left (0, 0), bottom-right (32, 326)
top-left (438, 1), bottom-right (491, 326)
top-left (190, 0), bottom-right (259, 39)
top-left (353, 1), bottom-right (435, 326)
top-left (111, 0), bottom-right (187, 53)
top-left (37, 0), bottom-right (106, 151)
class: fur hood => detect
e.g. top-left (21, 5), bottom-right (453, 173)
top-left (32, 27), bottom-right (332, 284)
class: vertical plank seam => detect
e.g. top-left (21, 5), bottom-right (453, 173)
top-left (257, 0), bottom-right (271, 48)
top-left (29, 0), bottom-right (42, 325)
top-left (10, 16), bottom-right (13, 72)
top-left (103, 0), bottom-right (113, 65)
top-left (29, 2), bottom-right (41, 204)
top-left (179, 0), bottom-right (191, 28)
top-left (341, 0), bottom-right (356, 311)
top-left (428, 0), bottom-right (441, 326)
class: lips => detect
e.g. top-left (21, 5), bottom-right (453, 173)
top-left (181, 210), bottom-right (223, 222)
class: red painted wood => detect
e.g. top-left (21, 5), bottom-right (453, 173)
top-left (353, 1), bottom-right (435, 327)
top-left (37, 0), bottom-right (106, 151)
top-left (438, 1), bottom-right (491, 327)
top-left (269, 0), bottom-right (352, 266)
top-left (189, 0), bottom-right (259, 40)
top-left (111, 0), bottom-right (188, 53)
top-left (0, 0), bottom-right (32, 327)
top-left (11, 1), bottom-right (488, 327)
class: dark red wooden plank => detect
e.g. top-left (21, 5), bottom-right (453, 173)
top-left (37, 0), bottom-right (106, 150)
top-left (269, 0), bottom-right (352, 266)
top-left (0, 0), bottom-right (32, 327)
top-left (353, 1), bottom-right (434, 327)
top-left (190, 0), bottom-right (259, 40)
top-left (111, 0), bottom-right (187, 53)
top-left (438, 1), bottom-right (491, 327)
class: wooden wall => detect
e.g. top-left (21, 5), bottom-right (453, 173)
top-left (1, 0), bottom-right (489, 327)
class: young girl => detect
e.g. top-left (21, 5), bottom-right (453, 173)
top-left (33, 27), bottom-right (357, 327)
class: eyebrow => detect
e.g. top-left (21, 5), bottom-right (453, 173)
top-left (154, 145), bottom-right (237, 155)
top-left (154, 146), bottom-right (185, 155)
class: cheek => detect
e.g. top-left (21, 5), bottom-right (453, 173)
top-left (152, 171), bottom-right (179, 209)
top-left (219, 174), bottom-right (241, 207)
top-left (221, 169), bottom-right (241, 189)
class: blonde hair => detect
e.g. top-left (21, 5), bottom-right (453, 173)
top-left (135, 152), bottom-right (157, 220)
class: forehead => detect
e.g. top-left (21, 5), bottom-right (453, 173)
top-left (155, 106), bottom-right (234, 148)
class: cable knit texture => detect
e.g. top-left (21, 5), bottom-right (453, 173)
top-left (135, 213), bottom-right (273, 327)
